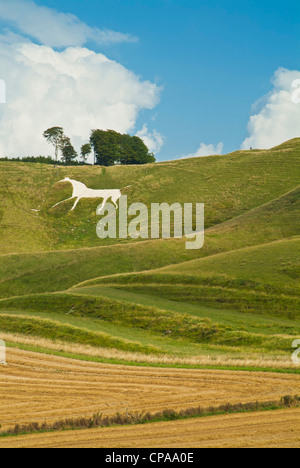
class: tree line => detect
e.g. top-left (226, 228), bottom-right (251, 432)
top-left (0, 156), bottom-right (86, 166)
top-left (43, 127), bottom-right (156, 166)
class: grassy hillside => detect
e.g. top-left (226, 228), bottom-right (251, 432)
top-left (0, 138), bottom-right (299, 254)
top-left (0, 292), bottom-right (297, 357)
top-left (163, 238), bottom-right (300, 290)
top-left (76, 187), bottom-right (300, 290)
top-left (0, 185), bottom-right (298, 299)
top-left (0, 139), bottom-right (299, 369)
top-left (88, 238), bottom-right (299, 317)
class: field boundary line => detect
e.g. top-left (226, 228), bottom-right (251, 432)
top-left (3, 339), bottom-right (300, 374)
top-left (1, 395), bottom-right (299, 439)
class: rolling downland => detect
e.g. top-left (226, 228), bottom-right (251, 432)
top-left (0, 139), bottom-right (299, 447)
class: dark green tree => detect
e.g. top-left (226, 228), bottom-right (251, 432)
top-left (60, 136), bottom-right (78, 164)
top-left (43, 127), bottom-right (65, 161)
top-left (90, 129), bottom-right (156, 166)
top-left (119, 135), bottom-right (156, 165)
top-left (90, 130), bottom-right (119, 166)
top-left (81, 143), bottom-right (92, 162)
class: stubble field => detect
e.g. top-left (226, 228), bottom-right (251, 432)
top-left (0, 348), bottom-right (299, 448)
top-left (1, 408), bottom-right (299, 448)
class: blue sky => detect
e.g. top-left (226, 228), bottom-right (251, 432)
top-left (0, 0), bottom-right (299, 160)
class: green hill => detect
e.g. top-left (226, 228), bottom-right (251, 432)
top-left (86, 238), bottom-right (299, 317)
top-left (0, 185), bottom-right (298, 299)
top-left (0, 139), bottom-right (299, 369)
top-left (0, 138), bottom-right (299, 254)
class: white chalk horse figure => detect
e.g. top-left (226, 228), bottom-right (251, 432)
top-left (53, 177), bottom-right (128, 212)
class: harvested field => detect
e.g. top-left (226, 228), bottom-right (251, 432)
top-left (0, 348), bottom-right (299, 433)
top-left (1, 409), bottom-right (299, 448)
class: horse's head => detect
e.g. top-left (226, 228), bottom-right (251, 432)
top-left (58, 177), bottom-right (71, 183)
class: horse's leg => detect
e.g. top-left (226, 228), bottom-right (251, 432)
top-left (52, 196), bottom-right (75, 208)
top-left (97, 198), bottom-right (109, 214)
top-left (70, 197), bottom-right (80, 211)
top-left (111, 195), bottom-right (120, 209)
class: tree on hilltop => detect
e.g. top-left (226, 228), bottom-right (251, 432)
top-left (60, 136), bottom-right (78, 164)
top-left (43, 127), bottom-right (65, 161)
top-left (90, 129), bottom-right (156, 166)
top-left (80, 143), bottom-right (92, 163)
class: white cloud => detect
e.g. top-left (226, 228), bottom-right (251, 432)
top-left (0, 0), bottom-right (137, 47)
top-left (136, 124), bottom-right (165, 154)
top-left (180, 142), bottom-right (224, 159)
top-left (0, 41), bottom-right (162, 158)
top-left (242, 67), bottom-right (300, 150)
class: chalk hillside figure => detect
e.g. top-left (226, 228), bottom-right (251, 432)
top-left (53, 177), bottom-right (131, 211)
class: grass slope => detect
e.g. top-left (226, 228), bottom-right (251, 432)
top-left (71, 285), bottom-right (300, 337)
top-left (0, 139), bottom-right (299, 368)
top-left (0, 185), bottom-right (299, 300)
top-left (0, 292), bottom-right (296, 354)
top-left (84, 239), bottom-right (299, 318)
top-left (163, 237), bottom-right (300, 290)
top-left (0, 139), bottom-right (299, 254)
top-left (0, 313), bottom-right (159, 355)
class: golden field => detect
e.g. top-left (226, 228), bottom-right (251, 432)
top-left (0, 348), bottom-right (299, 448)
top-left (1, 409), bottom-right (299, 448)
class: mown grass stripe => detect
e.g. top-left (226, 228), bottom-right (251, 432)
top-left (4, 341), bottom-right (300, 375)
top-left (0, 314), bottom-right (160, 355)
